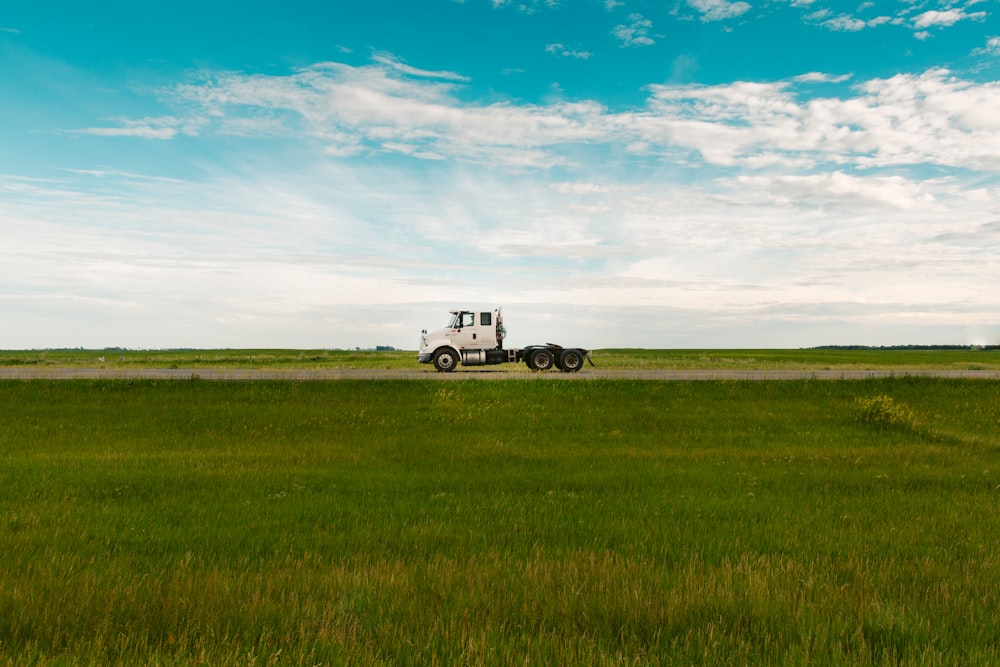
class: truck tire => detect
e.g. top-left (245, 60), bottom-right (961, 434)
top-left (433, 348), bottom-right (460, 372)
top-left (530, 349), bottom-right (554, 371)
top-left (559, 349), bottom-right (584, 372)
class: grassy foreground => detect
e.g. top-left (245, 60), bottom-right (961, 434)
top-left (2, 378), bottom-right (1000, 664)
top-left (2, 347), bottom-right (999, 370)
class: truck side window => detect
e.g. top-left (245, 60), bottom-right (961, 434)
top-left (461, 312), bottom-right (474, 328)
top-left (480, 312), bottom-right (491, 326)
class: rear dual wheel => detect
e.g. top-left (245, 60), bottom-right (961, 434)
top-left (529, 349), bottom-right (554, 371)
top-left (559, 349), bottom-right (584, 372)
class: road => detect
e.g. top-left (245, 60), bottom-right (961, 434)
top-left (2, 368), bottom-right (1000, 381)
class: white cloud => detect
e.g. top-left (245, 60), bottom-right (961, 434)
top-left (30, 62), bottom-right (1000, 348)
top-left (801, 2), bottom-right (983, 34)
top-left (545, 43), bottom-right (594, 59)
top-left (688, 0), bottom-right (751, 22)
top-left (733, 171), bottom-right (937, 211)
top-left (370, 52), bottom-right (471, 81)
top-left (71, 60), bottom-right (1000, 180)
top-left (5, 138), bottom-right (1000, 348)
top-left (612, 14), bottom-right (655, 46)
top-left (975, 36), bottom-right (1000, 55)
top-left (73, 117), bottom-right (197, 140)
top-left (549, 181), bottom-right (621, 194)
top-left (809, 10), bottom-right (892, 32)
top-left (913, 8), bottom-right (987, 29)
top-left (164, 61), bottom-right (610, 168)
top-left (822, 15), bottom-right (867, 31)
top-left (641, 69), bottom-right (1000, 171)
top-left (792, 72), bottom-right (852, 84)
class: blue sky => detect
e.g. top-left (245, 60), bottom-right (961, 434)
top-left (3, 0), bottom-right (1000, 349)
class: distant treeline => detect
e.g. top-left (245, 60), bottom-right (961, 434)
top-left (812, 345), bottom-right (1000, 351)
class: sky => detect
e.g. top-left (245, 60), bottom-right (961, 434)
top-left (3, 0), bottom-right (1000, 350)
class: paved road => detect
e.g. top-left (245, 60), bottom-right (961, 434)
top-left (3, 367), bottom-right (1000, 381)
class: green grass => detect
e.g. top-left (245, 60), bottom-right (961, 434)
top-left (0, 348), bottom-right (415, 370)
top-left (2, 347), bottom-right (999, 370)
top-left (2, 379), bottom-right (1000, 664)
top-left (593, 347), bottom-right (1000, 370)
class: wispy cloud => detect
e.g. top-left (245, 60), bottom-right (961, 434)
top-left (974, 36), bottom-right (1000, 55)
top-left (73, 58), bottom-right (1000, 177)
top-left (153, 59), bottom-right (611, 167)
top-left (791, 72), bottom-right (852, 84)
top-left (545, 43), bottom-right (593, 59)
top-left (71, 116), bottom-right (199, 140)
top-left (370, 52), bottom-right (471, 81)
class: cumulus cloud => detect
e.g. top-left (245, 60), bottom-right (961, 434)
top-left (688, 0), bottom-right (751, 22)
top-left (823, 15), bottom-right (867, 31)
top-left (801, 2), bottom-right (982, 34)
top-left (820, 13), bottom-right (891, 31)
top-left (612, 14), bottom-right (655, 46)
top-left (642, 69), bottom-right (1000, 170)
top-left (913, 8), bottom-right (987, 29)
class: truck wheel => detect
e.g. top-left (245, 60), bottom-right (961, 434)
top-left (531, 349), bottom-right (554, 371)
top-left (433, 348), bottom-right (459, 372)
top-left (559, 349), bottom-right (584, 372)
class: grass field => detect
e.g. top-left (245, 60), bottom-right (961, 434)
top-left (1, 347), bottom-right (999, 370)
top-left (2, 377), bottom-right (1000, 664)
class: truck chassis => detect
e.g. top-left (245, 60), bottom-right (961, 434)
top-left (425, 343), bottom-right (591, 373)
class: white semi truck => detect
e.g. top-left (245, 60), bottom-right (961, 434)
top-left (418, 308), bottom-right (592, 373)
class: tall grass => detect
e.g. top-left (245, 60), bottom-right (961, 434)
top-left (1, 379), bottom-right (999, 664)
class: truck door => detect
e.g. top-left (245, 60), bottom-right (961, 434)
top-left (450, 311), bottom-right (478, 350)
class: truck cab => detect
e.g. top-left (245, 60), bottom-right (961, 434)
top-left (443, 309), bottom-right (502, 351)
top-left (418, 309), bottom-right (508, 371)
